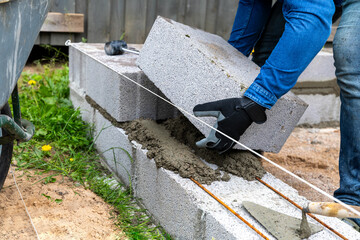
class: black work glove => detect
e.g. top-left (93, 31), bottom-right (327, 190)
top-left (193, 97), bottom-right (267, 154)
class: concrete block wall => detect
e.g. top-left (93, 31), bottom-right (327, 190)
top-left (137, 16), bottom-right (308, 153)
top-left (69, 43), bottom-right (178, 123)
top-left (69, 42), bottom-right (359, 239)
top-left (70, 98), bottom-right (360, 239)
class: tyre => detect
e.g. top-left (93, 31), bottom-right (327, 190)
top-left (0, 103), bottom-right (14, 191)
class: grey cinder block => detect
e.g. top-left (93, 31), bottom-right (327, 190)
top-left (69, 43), bottom-right (178, 122)
top-left (69, 84), bottom-right (95, 124)
top-left (298, 50), bottom-right (336, 83)
top-left (137, 16), bottom-right (308, 153)
top-left (93, 110), bottom-right (135, 187)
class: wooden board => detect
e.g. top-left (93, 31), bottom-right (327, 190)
top-left (41, 12), bottom-right (84, 33)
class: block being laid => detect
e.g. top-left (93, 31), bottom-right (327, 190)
top-left (137, 16), bottom-right (308, 153)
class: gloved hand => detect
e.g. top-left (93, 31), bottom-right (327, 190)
top-left (193, 97), bottom-right (267, 154)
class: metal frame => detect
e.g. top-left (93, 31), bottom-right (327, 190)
top-left (0, 85), bottom-right (35, 144)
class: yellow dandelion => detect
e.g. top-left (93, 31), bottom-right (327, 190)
top-left (28, 80), bottom-right (36, 86)
top-left (41, 145), bottom-right (52, 152)
top-left (70, 158), bottom-right (74, 162)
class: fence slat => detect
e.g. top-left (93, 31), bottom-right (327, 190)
top-left (145, 0), bottom-right (157, 37)
top-left (50, 0), bottom-right (75, 13)
top-left (205, 0), bottom-right (218, 33)
top-left (75, 0), bottom-right (88, 42)
top-left (183, 0), bottom-right (207, 29)
top-left (35, 0), bottom-right (250, 45)
top-left (177, 0), bottom-right (186, 23)
top-left (125, 0), bottom-right (147, 43)
top-left (110, 0), bottom-right (126, 40)
top-left (88, 0), bottom-right (111, 43)
top-left (157, 0), bottom-right (178, 20)
top-left (216, 0), bottom-right (238, 40)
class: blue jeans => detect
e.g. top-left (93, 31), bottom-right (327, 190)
top-left (228, 0), bottom-right (334, 109)
top-left (333, 0), bottom-right (360, 226)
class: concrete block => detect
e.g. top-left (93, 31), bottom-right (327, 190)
top-left (298, 50), bottom-right (336, 83)
top-left (137, 17), bottom-right (308, 153)
top-left (93, 110), bottom-right (135, 187)
top-left (134, 145), bottom-right (203, 239)
top-left (69, 46), bottom-right (87, 90)
top-left (297, 94), bottom-right (340, 125)
top-left (69, 83), bottom-right (95, 124)
top-left (69, 43), bottom-right (178, 122)
top-left (293, 50), bottom-right (340, 126)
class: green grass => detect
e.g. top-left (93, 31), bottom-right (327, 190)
top-left (13, 63), bottom-right (171, 240)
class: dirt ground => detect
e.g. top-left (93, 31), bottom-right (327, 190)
top-left (264, 127), bottom-right (341, 202)
top-left (0, 169), bottom-right (126, 240)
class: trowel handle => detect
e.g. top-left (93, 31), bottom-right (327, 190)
top-left (304, 202), bottom-right (360, 218)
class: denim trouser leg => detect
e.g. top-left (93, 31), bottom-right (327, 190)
top-left (333, 0), bottom-right (360, 225)
top-left (228, 0), bottom-right (272, 57)
top-left (244, 0), bottom-right (334, 109)
top-left (252, 1), bottom-right (285, 67)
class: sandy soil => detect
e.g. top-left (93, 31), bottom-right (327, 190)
top-left (264, 127), bottom-right (341, 202)
top-left (0, 169), bottom-right (126, 240)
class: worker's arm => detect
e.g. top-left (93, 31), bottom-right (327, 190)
top-left (193, 97), bottom-right (266, 154)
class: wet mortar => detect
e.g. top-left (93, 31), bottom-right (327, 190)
top-left (86, 94), bottom-right (265, 183)
top-left (120, 116), bottom-right (265, 184)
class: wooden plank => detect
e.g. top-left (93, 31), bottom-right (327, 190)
top-left (87, 0), bottom-right (111, 43)
top-left (205, 0), bottom-right (218, 33)
top-left (145, 0), bottom-right (157, 37)
top-left (41, 12), bottom-right (84, 33)
top-left (110, 0), bottom-right (126, 40)
top-left (124, 0), bottom-right (147, 44)
top-left (39, 32), bottom-right (51, 45)
top-left (34, 35), bottom-right (40, 45)
top-left (216, 0), bottom-right (237, 40)
top-left (51, 0), bottom-right (75, 13)
top-left (0, 0), bottom-right (13, 4)
top-left (183, 0), bottom-right (207, 29)
top-left (49, 33), bottom-right (75, 46)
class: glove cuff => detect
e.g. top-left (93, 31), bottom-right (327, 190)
top-left (240, 98), bottom-right (267, 124)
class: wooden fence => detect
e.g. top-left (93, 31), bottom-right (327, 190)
top-left (36, 0), bottom-right (240, 45)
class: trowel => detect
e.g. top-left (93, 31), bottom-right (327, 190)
top-left (242, 201), bottom-right (323, 240)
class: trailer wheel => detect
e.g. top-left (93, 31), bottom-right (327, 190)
top-left (0, 103), bottom-right (14, 191)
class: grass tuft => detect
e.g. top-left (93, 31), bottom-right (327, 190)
top-left (13, 63), bottom-right (171, 240)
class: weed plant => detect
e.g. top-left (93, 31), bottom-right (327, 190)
top-left (12, 64), bottom-right (170, 240)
